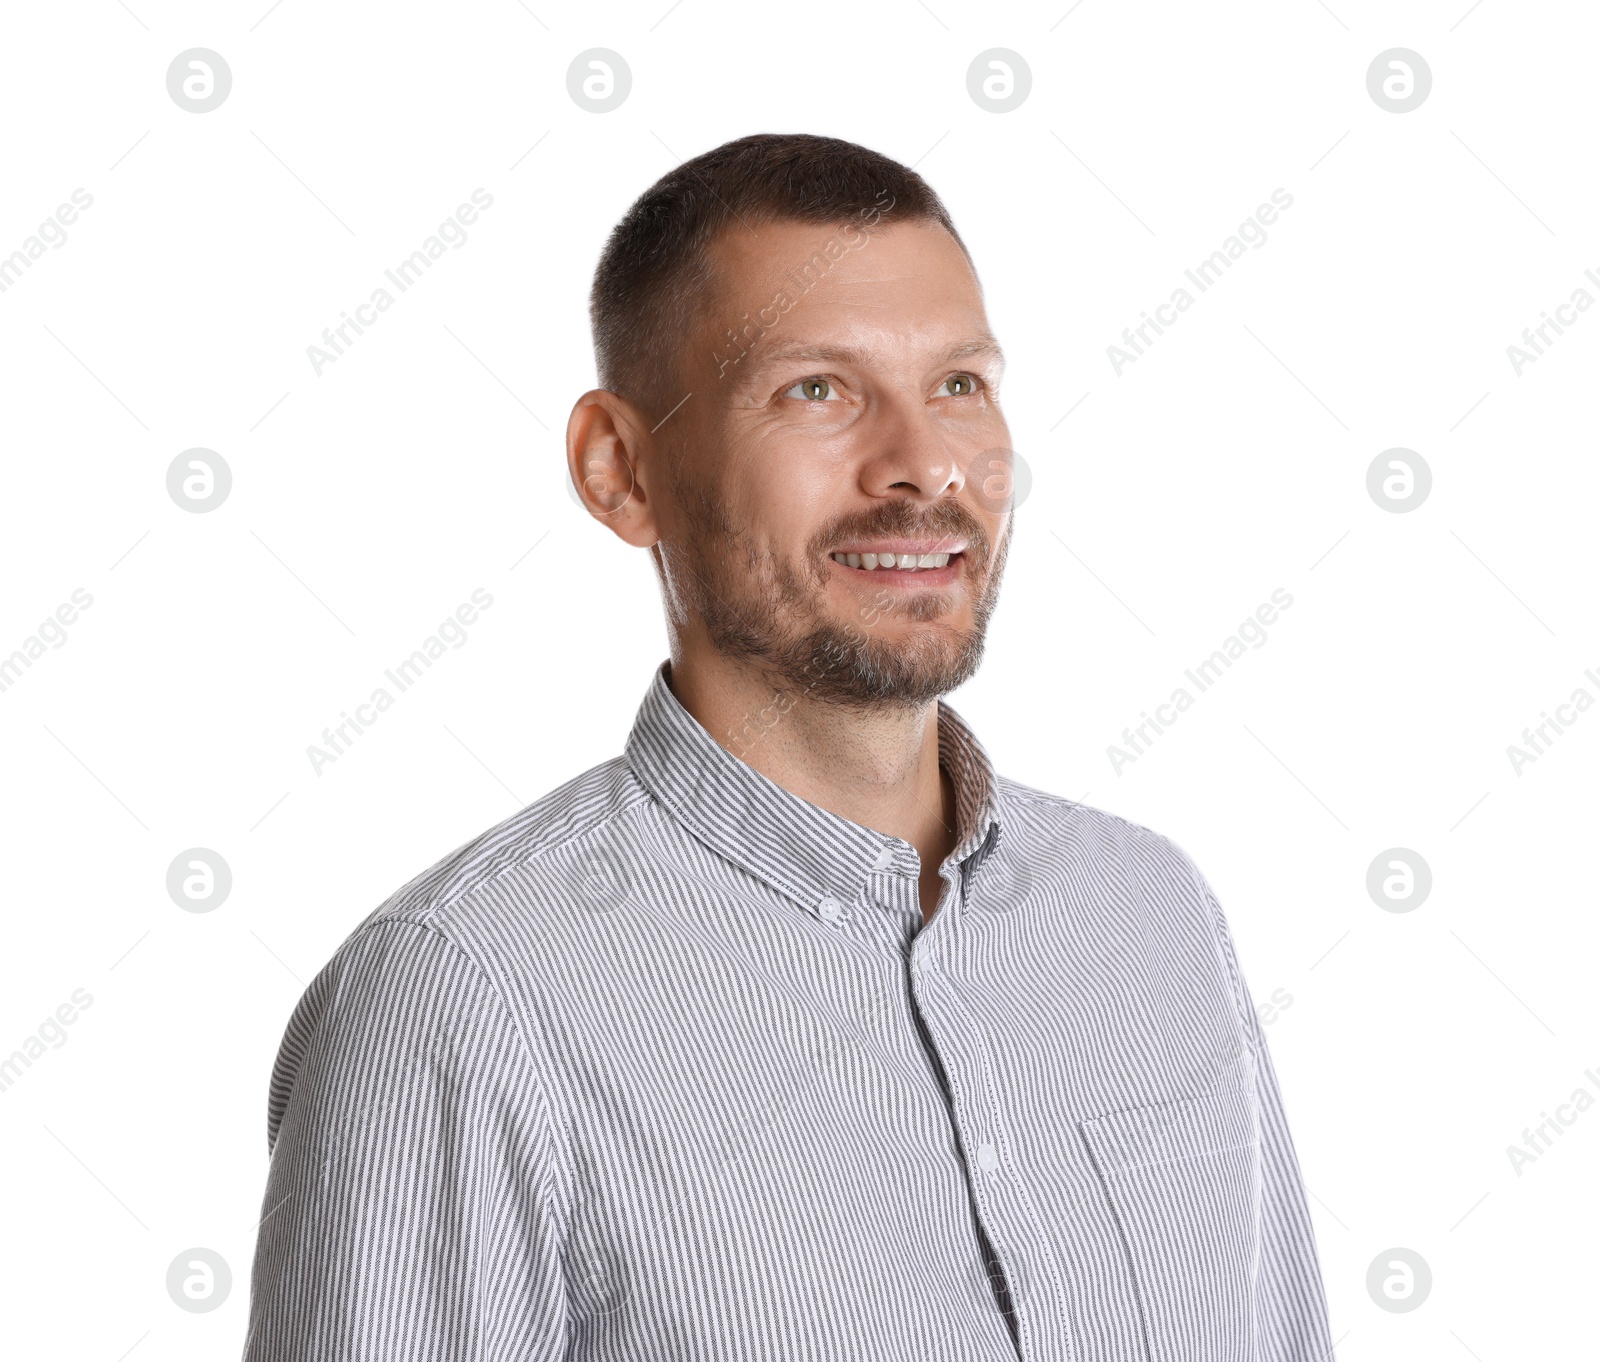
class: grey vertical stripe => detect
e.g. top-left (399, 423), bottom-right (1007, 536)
top-left (243, 659), bottom-right (1335, 1361)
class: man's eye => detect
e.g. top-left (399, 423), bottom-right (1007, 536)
top-left (942, 373), bottom-right (981, 397)
top-left (782, 377), bottom-right (836, 401)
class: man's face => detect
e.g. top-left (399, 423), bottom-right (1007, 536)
top-left (653, 217), bottom-right (1014, 710)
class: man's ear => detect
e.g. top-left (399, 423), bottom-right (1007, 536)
top-left (565, 389), bottom-right (657, 548)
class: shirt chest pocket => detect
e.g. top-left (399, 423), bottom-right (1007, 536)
top-left (1079, 1075), bottom-right (1263, 1362)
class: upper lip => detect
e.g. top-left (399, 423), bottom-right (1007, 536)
top-left (828, 540), bottom-right (967, 556)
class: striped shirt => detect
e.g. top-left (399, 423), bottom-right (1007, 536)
top-left (242, 659), bottom-right (1335, 1361)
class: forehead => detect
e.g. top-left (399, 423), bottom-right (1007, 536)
top-left (699, 217), bottom-right (991, 372)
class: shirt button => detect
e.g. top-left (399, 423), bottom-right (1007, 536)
top-left (976, 1141), bottom-right (999, 1174)
top-left (870, 845), bottom-right (895, 871)
top-left (817, 895), bottom-right (844, 923)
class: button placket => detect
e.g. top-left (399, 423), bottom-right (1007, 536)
top-left (915, 920), bottom-right (1087, 1355)
top-left (932, 961), bottom-right (1075, 1359)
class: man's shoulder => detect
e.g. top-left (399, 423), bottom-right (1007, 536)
top-left (997, 774), bottom-right (1184, 853)
top-left (360, 752), bottom-right (650, 944)
top-left (995, 775), bottom-right (1210, 895)
top-left (262, 757), bottom-right (643, 1154)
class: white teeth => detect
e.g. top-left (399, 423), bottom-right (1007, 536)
top-left (831, 551), bottom-right (953, 571)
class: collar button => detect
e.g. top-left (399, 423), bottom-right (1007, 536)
top-left (870, 845), bottom-right (895, 871)
top-left (816, 894), bottom-right (845, 923)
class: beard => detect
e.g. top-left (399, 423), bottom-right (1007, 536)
top-left (659, 457), bottom-right (1011, 712)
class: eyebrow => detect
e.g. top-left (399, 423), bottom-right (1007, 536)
top-left (738, 336), bottom-right (1007, 384)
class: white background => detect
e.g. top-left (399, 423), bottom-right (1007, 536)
top-left (1, 1), bottom-right (1595, 1357)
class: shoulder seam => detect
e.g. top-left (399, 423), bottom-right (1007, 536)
top-left (362, 916), bottom-right (574, 1230)
top-left (1160, 840), bottom-right (1258, 1046)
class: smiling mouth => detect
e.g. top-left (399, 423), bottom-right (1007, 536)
top-left (828, 550), bottom-right (961, 572)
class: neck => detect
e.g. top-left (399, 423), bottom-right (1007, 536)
top-left (665, 650), bottom-right (959, 879)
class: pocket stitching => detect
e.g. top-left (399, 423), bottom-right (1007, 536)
top-left (1090, 1137), bottom-right (1258, 1177)
top-left (1078, 1081), bottom-right (1257, 1176)
top-left (1077, 1085), bottom-right (1263, 1362)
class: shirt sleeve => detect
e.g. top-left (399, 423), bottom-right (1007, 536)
top-left (1180, 845), bottom-right (1337, 1362)
top-left (241, 917), bottom-right (569, 1361)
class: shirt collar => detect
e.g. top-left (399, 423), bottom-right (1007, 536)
top-left (624, 660), bottom-right (1004, 923)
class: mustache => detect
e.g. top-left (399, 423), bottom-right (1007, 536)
top-left (816, 503), bottom-right (987, 555)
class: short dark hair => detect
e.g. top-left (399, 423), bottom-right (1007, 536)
top-left (588, 132), bottom-right (973, 427)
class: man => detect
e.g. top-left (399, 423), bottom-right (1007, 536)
top-left (243, 133), bottom-right (1335, 1361)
